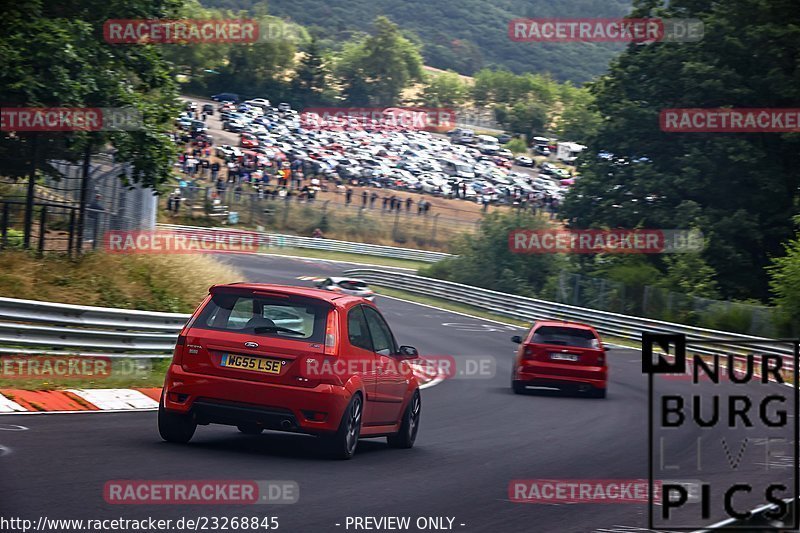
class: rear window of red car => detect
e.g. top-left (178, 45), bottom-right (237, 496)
top-left (530, 326), bottom-right (599, 348)
top-left (192, 291), bottom-right (329, 343)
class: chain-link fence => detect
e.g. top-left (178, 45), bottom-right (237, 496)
top-left (169, 184), bottom-right (478, 250)
top-left (0, 152), bottom-right (157, 253)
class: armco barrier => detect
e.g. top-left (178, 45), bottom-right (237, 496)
top-left (155, 224), bottom-right (452, 263)
top-left (0, 297), bottom-right (188, 357)
top-left (343, 268), bottom-right (797, 363)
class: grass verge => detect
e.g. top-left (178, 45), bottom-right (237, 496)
top-left (0, 358), bottom-right (170, 391)
top-left (256, 247), bottom-right (429, 270)
top-left (0, 250), bottom-right (243, 312)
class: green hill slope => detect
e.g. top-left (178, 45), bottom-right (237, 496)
top-left (202, 0), bottom-right (631, 82)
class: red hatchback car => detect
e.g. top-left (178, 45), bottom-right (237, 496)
top-left (159, 283), bottom-right (422, 459)
top-left (511, 320), bottom-right (609, 398)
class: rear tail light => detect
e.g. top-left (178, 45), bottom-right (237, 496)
top-left (324, 311), bottom-right (340, 356)
top-left (173, 334), bottom-right (186, 365)
top-left (522, 345), bottom-right (537, 361)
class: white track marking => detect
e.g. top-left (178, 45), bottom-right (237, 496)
top-left (66, 389), bottom-right (158, 410)
top-left (0, 395), bottom-right (27, 413)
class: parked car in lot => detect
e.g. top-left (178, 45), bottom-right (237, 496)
top-left (315, 278), bottom-right (375, 301)
top-left (211, 92), bottom-right (239, 102)
top-left (158, 284), bottom-right (422, 459)
top-left (223, 119), bottom-right (247, 133)
top-left (215, 145), bottom-right (242, 160)
top-left (246, 98), bottom-right (271, 110)
top-left (240, 133), bottom-right (259, 149)
top-left (533, 145), bottom-right (551, 156)
top-left (515, 155), bottom-right (533, 167)
top-left (511, 320), bottom-right (608, 398)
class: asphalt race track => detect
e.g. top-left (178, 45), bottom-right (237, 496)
top-left (0, 254), bottom-right (794, 533)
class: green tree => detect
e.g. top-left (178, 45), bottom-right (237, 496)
top-left (562, 0), bottom-right (800, 301)
top-left (291, 37), bottom-right (336, 106)
top-left (555, 84), bottom-right (600, 143)
top-left (417, 70), bottom-right (468, 107)
top-left (769, 217), bottom-right (800, 333)
top-left (420, 211), bottom-right (563, 296)
top-left (335, 17), bottom-right (424, 106)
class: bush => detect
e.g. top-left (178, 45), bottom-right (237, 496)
top-left (3, 229), bottom-right (24, 249)
top-left (505, 138), bottom-right (528, 154)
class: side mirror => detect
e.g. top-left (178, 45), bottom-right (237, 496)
top-left (397, 345), bottom-right (419, 359)
top-left (603, 346), bottom-right (610, 352)
top-left (511, 335), bottom-right (522, 344)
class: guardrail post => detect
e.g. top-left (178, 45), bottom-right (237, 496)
top-left (67, 208), bottom-right (76, 257)
top-left (0, 202), bottom-right (8, 250)
top-left (37, 206), bottom-right (47, 254)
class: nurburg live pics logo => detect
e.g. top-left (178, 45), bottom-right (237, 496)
top-left (643, 333), bottom-right (799, 530)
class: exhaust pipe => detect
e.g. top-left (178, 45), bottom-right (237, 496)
top-left (280, 419), bottom-right (294, 431)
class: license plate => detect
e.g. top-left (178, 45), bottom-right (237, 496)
top-left (221, 354), bottom-right (283, 374)
top-left (550, 353), bottom-right (579, 362)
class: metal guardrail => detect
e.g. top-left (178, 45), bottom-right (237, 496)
top-left (0, 297), bottom-right (188, 357)
top-left (343, 268), bottom-right (797, 363)
top-left (0, 270), bottom-right (795, 361)
top-left (156, 224), bottom-right (452, 263)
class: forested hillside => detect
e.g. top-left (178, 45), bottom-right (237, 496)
top-left (201, 0), bottom-right (631, 82)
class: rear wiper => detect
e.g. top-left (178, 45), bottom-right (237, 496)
top-left (253, 326), bottom-right (305, 336)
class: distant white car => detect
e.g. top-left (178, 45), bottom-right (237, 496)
top-left (515, 156), bottom-right (534, 167)
top-left (216, 145), bottom-right (242, 159)
top-left (315, 278), bottom-right (375, 301)
top-left (246, 98), bottom-right (271, 110)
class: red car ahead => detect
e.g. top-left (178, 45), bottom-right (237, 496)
top-left (511, 320), bottom-right (608, 398)
top-left (159, 283), bottom-right (422, 459)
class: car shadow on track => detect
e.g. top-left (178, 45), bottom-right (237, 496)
top-left (157, 430), bottom-right (399, 461)
top-left (488, 386), bottom-right (606, 400)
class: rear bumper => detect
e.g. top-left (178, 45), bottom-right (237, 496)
top-left (162, 364), bottom-right (351, 434)
top-left (515, 362), bottom-right (607, 389)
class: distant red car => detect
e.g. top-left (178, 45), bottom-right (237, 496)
top-left (159, 284), bottom-right (422, 459)
top-left (240, 133), bottom-right (259, 148)
top-left (511, 320), bottom-right (608, 398)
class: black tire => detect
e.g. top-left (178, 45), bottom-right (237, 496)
top-left (511, 366), bottom-right (526, 394)
top-left (322, 393), bottom-right (363, 460)
top-left (387, 390), bottom-right (421, 449)
top-left (158, 396), bottom-right (196, 444)
top-left (237, 424), bottom-right (263, 435)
